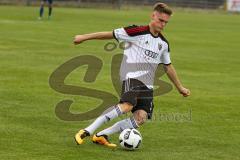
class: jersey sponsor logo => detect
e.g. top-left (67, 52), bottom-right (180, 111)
top-left (144, 49), bottom-right (158, 59)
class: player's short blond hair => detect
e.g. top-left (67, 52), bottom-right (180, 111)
top-left (153, 2), bottom-right (173, 15)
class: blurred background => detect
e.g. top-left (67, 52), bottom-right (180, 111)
top-left (1, 0), bottom-right (240, 160)
top-left (0, 0), bottom-right (239, 11)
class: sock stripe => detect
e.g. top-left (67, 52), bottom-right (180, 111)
top-left (125, 78), bottom-right (131, 92)
top-left (128, 78), bottom-right (131, 91)
top-left (130, 117), bottom-right (138, 128)
top-left (125, 79), bottom-right (128, 92)
top-left (128, 78), bottom-right (130, 91)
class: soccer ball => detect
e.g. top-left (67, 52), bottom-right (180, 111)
top-left (119, 128), bottom-right (142, 150)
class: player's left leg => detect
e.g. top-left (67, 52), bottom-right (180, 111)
top-left (75, 103), bottom-right (132, 146)
top-left (47, 0), bottom-right (53, 19)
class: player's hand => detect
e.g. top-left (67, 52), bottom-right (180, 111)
top-left (74, 35), bottom-right (85, 45)
top-left (178, 87), bottom-right (190, 97)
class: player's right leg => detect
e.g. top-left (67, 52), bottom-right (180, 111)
top-left (74, 103), bottom-right (133, 145)
top-left (90, 80), bottom-right (139, 147)
top-left (39, 0), bottom-right (45, 19)
top-left (75, 79), bottom-right (138, 145)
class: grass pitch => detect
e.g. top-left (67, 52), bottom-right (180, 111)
top-left (0, 6), bottom-right (240, 160)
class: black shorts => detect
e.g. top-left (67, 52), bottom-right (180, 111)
top-left (119, 78), bottom-right (154, 119)
top-left (43, 0), bottom-right (53, 4)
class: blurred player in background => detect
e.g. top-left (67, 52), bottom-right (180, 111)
top-left (39, 0), bottom-right (53, 20)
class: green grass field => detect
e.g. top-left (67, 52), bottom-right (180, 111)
top-left (0, 5), bottom-right (240, 160)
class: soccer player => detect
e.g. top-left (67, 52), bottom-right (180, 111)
top-left (39, 0), bottom-right (53, 19)
top-left (73, 3), bottom-right (190, 148)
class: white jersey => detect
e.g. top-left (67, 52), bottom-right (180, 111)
top-left (113, 25), bottom-right (171, 89)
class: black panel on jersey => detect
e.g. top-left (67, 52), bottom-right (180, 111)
top-left (159, 33), bottom-right (170, 52)
top-left (124, 24), bottom-right (138, 30)
top-left (112, 31), bottom-right (118, 42)
top-left (123, 24), bottom-right (170, 52)
top-left (123, 25), bottom-right (149, 37)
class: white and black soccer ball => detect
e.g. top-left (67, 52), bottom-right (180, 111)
top-left (119, 128), bottom-right (142, 150)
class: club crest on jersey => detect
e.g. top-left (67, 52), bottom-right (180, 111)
top-left (158, 43), bottom-right (162, 50)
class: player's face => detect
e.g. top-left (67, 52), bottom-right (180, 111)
top-left (151, 11), bottom-right (171, 32)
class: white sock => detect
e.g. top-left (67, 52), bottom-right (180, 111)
top-left (84, 104), bottom-right (122, 135)
top-left (96, 117), bottom-right (138, 136)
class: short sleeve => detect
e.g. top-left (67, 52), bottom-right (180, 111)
top-left (160, 49), bottom-right (171, 65)
top-left (113, 26), bottom-right (139, 42)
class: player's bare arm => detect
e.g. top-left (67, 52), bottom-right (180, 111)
top-left (164, 64), bottom-right (190, 97)
top-left (74, 31), bottom-right (113, 45)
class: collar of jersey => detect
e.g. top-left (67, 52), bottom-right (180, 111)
top-left (147, 25), bottom-right (160, 38)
